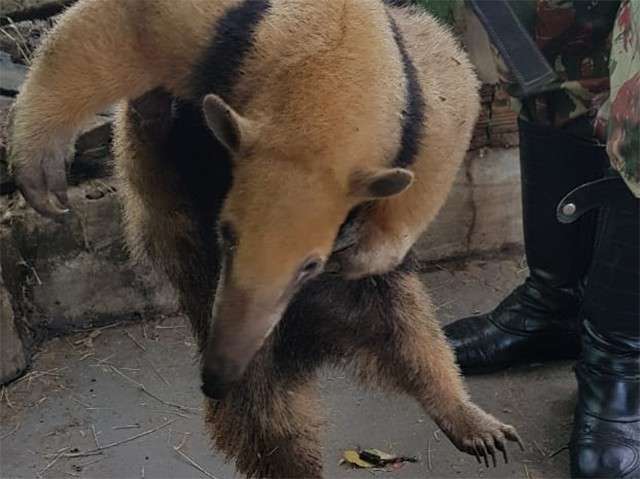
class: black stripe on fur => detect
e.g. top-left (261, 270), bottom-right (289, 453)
top-left (389, 16), bottom-right (425, 168)
top-left (191, 0), bottom-right (272, 100)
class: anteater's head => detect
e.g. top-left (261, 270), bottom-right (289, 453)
top-left (199, 94), bottom-right (413, 399)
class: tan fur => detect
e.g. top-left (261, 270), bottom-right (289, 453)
top-left (8, 0), bottom-right (238, 214)
top-left (9, 0), bottom-right (479, 372)
top-left (6, 2), bottom-right (518, 477)
top-left (340, 9), bottom-right (481, 277)
top-left (10, 0), bottom-right (477, 279)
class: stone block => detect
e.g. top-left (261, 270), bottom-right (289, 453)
top-left (0, 52), bottom-right (27, 94)
top-left (414, 162), bottom-right (473, 262)
top-left (0, 180), bottom-right (179, 336)
top-left (468, 148), bottom-right (523, 253)
top-left (414, 147), bottom-right (522, 262)
top-left (0, 272), bottom-right (27, 384)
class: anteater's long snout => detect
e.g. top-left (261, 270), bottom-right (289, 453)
top-left (200, 287), bottom-right (283, 400)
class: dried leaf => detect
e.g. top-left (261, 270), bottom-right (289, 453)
top-left (360, 449), bottom-right (398, 465)
top-left (340, 448), bottom-right (418, 470)
top-left (341, 450), bottom-right (375, 469)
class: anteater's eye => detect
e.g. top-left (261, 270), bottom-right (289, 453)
top-left (219, 222), bottom-right (238, 250)
top-left (297, 256), bottom-right (324, 283)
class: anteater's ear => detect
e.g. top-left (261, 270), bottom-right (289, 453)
top-left (203, 94), bottom-right (253, 153)
top-left (349, 167), bottom-right (415, 199)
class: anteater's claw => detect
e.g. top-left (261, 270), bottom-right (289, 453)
top-left (471, 443), bottom-right (482, 464)
top-left (482, 437), bottom-right (497, 467)
top-left (504, 427), bottom-right (525, 451)
top-left (476, 439), bottom-right (490, 468)
top-left (495, 437), bottom-right (509, 464)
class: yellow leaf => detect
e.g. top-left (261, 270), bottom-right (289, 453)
top-left (342, 450), bottom-right (375, 468)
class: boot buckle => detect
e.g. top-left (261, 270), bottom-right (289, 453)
top-left (557, 177), bottom-right (633, 224)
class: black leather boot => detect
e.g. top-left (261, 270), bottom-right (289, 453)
top-left (559, 177), bottom-right (640, 479)
top-left (445, 120), bottom-right (607, 374)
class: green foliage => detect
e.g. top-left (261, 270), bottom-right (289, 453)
top-left (413, 0), bottom-right (460, 26)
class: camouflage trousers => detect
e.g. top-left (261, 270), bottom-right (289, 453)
top-left (604, 0), bottom-right (639, 197)
top-left (414, 0), bottom-right (639, 197)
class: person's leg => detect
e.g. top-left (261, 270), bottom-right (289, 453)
top-left (445, 119), bottom-right (607, 374)
top-left (559, 176), bottom-right (640, 478)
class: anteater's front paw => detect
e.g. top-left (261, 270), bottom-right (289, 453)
top-left (443, 404), bottom-right (524, 467)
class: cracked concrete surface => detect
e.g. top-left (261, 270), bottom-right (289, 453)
top-left (0, 257), bottom-right (573, 479)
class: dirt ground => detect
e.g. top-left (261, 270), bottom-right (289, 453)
top-left (0, 257), bottom-right (575, 479)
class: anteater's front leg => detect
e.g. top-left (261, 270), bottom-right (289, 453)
top-left (352, 270), bottom-right (523, 466)
top-left (206, 343), bottom-right (324, 479)
top-left (8, 0), bottom-right (228, 217)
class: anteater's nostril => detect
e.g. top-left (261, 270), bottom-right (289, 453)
top-left (201, 381), bottom-right (228, 400)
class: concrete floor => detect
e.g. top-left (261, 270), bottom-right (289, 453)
top-left (0, 257), bottom-right (575, 479)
